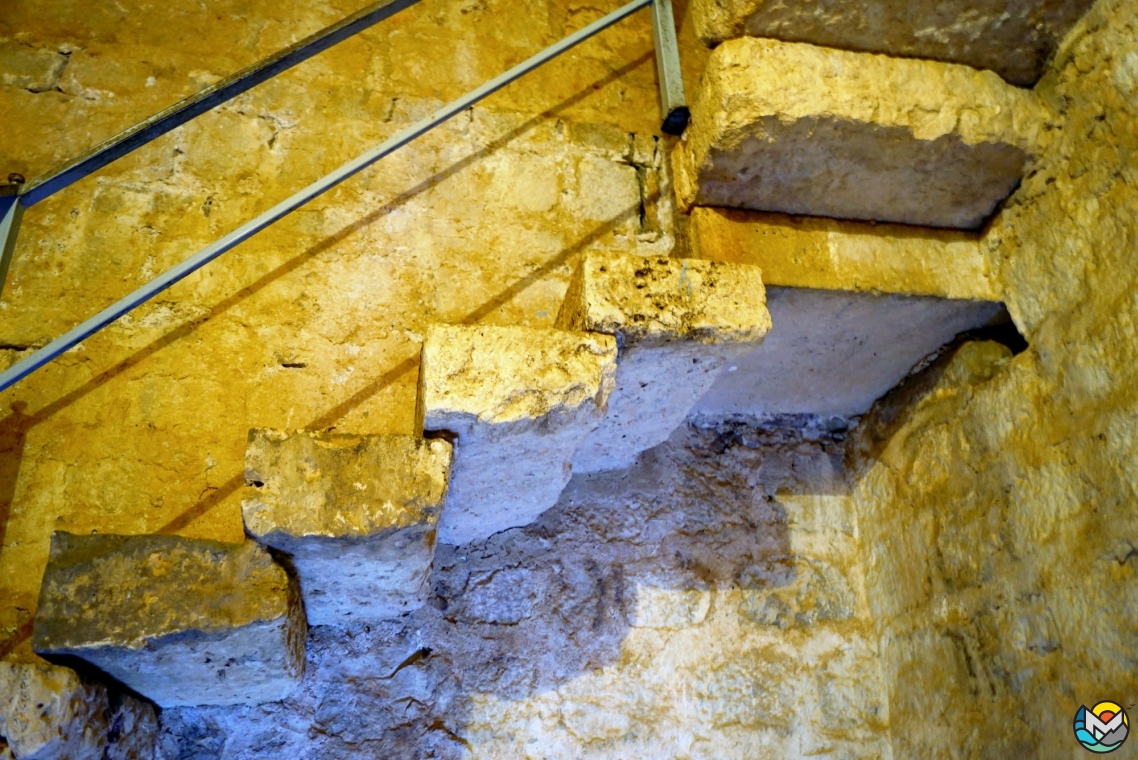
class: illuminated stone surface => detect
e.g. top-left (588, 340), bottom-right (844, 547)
top-left (690, 0), bottom-right (1096, 86)
top-left (0, 660), bottom-right (156, 759)
top-left (687, 207), bottom-right (1003, 417)
top-left (32, 533), bottom-right (305, 707)
top-left (1, 0), bottom-right (1134, 755)
top-left (0, 0), bottom-right (688, 661)
top-left (674, 37), bottom-right (1044, 229)
top-left (557, 251), bottom-right (770, 472)
top-left (242, 430), bottom-right (452, 625)
top-left (688, 207), bottom-right (1000, 302)
top-left (847, 0), bottom-right (1138, 752)
top-left (417, 324), bottom-right (617, 544)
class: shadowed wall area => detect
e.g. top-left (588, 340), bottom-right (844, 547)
top-left (156, 422), bottom-right (881, 759)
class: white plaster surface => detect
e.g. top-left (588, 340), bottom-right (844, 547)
top-left (573, 341), bottom-right (753, 472)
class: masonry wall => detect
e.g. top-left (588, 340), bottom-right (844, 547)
top-left (849, 0), bottom-right (1138, 755)
top-left (0, 1), bottom-right (898, 757)
top-left (156, 424), bottom-right (888, 758)
top-left (0, 0), bottom-right (707, 653)
top-left (5, 0), bottom-right (1135, 755)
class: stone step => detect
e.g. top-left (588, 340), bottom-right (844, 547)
top-left (687, 207), bottom-right (1005, 418)
top-left (690, 0), bottom-right (1094, 87)
top-left (673, 37), bottom-right (1044, 230)
top-left (556, 251), bottom-right (771, 472)
top-left (32, 532), bottom-right (305, 708)
top-left (417, 324), bottom-right (617, 545)
top-left (0, 660), bottom-right (156, 759)
top-left (241, 429), bottom-right (452, 627)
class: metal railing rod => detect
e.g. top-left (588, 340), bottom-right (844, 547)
top-left (0, 196), bottom-right (22, 296)
top-left (19, 0), bottom-right (424, 208)
top-left (650, 0), bottom-right (689, 135)
top-left (0, 0), bottom-right (653, 394)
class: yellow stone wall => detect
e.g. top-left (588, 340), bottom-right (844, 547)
top-left (0, 0), bottom-right (707, 653)
top-left (850, 0), bottom-right (1138, 755)
top-left (3, 0), bottom-right (1135, 753)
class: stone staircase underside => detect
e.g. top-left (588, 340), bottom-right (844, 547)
top-left (694, 286), bottom-right (1003, 418)
top-left (690, 0), bottom-right (1095, 86)
top-left (687, 207), bottom-right (1005, 418)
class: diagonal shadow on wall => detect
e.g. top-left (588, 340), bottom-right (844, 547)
top-left (0, 52), bottom-right (655, 658)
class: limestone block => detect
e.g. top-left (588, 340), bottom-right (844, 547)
top-left (0, 43), bottom-right (68, 93)
top-left (688, 207), bottom-right (1000, 301)
top-left (32, 533), bottom-right (305, 708)
top-left (686, 206), bottom-right (1005, 417)
top-left (0, 660), bottom-right (156, 760)
top-left (556, 252), bottom-right (770, 472)
top-left (692, 287), bottom-right (1004, 417)
top-left (630, 586), bottom-right (711, 629)
top-left (242, 430), bottom-right (452, 626)
top-left (417, 324), bottom-right (617, 544)
top-left (674, 38), bottom-right (1044, 229)
top-left (690, 0), bottom-right (1095, 87)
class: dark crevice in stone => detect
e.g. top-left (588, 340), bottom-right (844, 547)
top-left (958, 314), bottom-right (1030, 355)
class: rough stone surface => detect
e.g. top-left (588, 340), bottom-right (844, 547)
top-left (688, 207), bottom-right (1000, 301)
top-left (847, 0), bottom-right (1138, 754)
top-left (690, 0), bottom-right (1096, 86)
top-left (674, 37), bottom-right (1045, 229)
top-left (2, 0), bottom-right (1136, 753)
top-left (685, 206), bottom-right (1003, 417)
top-left (556, 251), bottom-right (770, 472)
top-left (242, 429), bottom-right (451, 626)
top-left (0, 0), bottom-right (701, 663)
top-left (0, 659), bottom-right (156, 759)
top-left (32, 533), bottom-right (305, 708)
top-left (150, 423), bottom-right (889, 759)
top-left (418, 324), bottom-right (617, 544)
top-left (0, 42), bottom-right (68, 93)
top-left (694, 286), bottom-right (1003, 418)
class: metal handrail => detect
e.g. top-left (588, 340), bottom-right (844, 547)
top-left (0, 0), bottom-right (426, 292)
top-left (0, 0), bottom-right (687, 393)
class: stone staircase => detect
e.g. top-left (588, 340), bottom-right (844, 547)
top-left (689, 0), bottom-right (1094, 86)
top-left (28, 250), bottom-right (772, 708)
top-left (687, 207), bottom-right (1006, 419)
top-left (21, 4), bottom-right (1047, 723)
top-left (672, 36), bottom-right (1044, 230)
top-left (674, 26), bottom-right (1042, 422)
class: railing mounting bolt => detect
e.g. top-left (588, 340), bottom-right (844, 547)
top-left (7, 174), bottom-right (25, 185)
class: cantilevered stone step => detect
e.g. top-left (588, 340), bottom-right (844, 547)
top-left (0, 660), bottom-right (157, 759)
top-left (556, 251), bottom-right (770, 473)
top-left (687, 208), bottom-right (1005, 418)
top-left (242, 430), bottom-right (451, 626)
top-left (673, 38), bottom-right (1044, 230)
top-left (33, 533), bottom-right (305, 708)
top-left (690, 0), bottom-right (1094, 87)
top-left (417, 324), bottom-right (617, 545)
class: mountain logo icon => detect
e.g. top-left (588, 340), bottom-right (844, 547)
top-left (1074, 701), bottom-right (1129, 753)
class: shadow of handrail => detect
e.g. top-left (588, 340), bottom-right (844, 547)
top-left (0, 51), bottom-right (657, 659)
